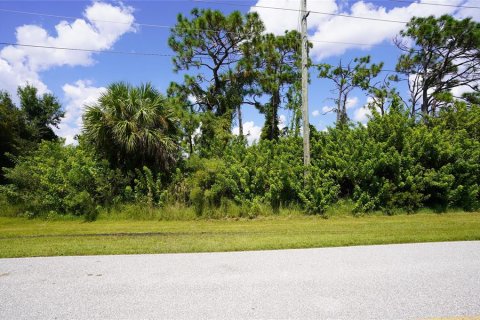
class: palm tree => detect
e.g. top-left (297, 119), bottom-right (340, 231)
top-left (83, 82), bottom-right (179, 172)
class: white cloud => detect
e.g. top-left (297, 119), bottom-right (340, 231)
top-left (456, 0), bottom-right (480, 20)
top-left (451, 84), bottom-right (477, 98)
top-left (0, 55), bottom-right (48, 97)
top-left (251, 0), bottom-right (470, 60)
top-left (310, 0), bottom-right (464, 60)
top-left (250, 0), bottom-right (338, 36)
top-left (353, 106), bottom-right (371, 123)
top-left (353, 97), bottom-right (380, 123)
top-left (187, 95), bottom-right (198, 105)
top-left (312, 110), bottom-right (320, 117)
top-left (322, 105), bottom-right (334, 113)
top-left (233, 121), bottom-right (262, 145)
top-left (0, 2), bottom-right (135, 98)
top-left (346, 96), bottom-right (358, 109)
top-left (56, 80), bottom-right (106, 145)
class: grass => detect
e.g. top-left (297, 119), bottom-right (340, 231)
top-left (0, 211), bottom-right (479, 258)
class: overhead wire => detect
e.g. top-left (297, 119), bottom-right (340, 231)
top-left (193, 0), bottom-right (480, 10)
top-left (0, 8), bottom-right (244, 36)
top-left (194, 0), bottom-right (409, 23)
top-left (0, 42), bottom-right (176, 57)
top-left (387, 0), bottom-right (480, 9)
top-left (0, 0), bottom-right (477, 58)
top-left (0, 6), bottom-right (401, 49)
top-left (6, 0), bottom-right (477, 30)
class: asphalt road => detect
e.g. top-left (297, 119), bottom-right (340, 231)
top-left (1, 241), bottom-right (479, 319)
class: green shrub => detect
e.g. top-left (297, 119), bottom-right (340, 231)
top-left (1, 140), bottom-right (127, 217)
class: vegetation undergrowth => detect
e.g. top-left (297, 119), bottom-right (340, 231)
top-left (1, 13), bottom-right (479, 224)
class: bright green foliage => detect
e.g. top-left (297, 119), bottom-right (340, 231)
top-left (133, 166), bottom-right (167, 207)
top-left (2, 14), bottom-right (480, 221)
top-left (395, 15), bottom-right (480, 116)
top-left (83, 82), bottom-right (179, 173)
top-left (299, 166), bottom-right (339, 214)
top-left (1, 141), bottom-right (127, 219)
top-left (171, 138), bottom-right (339, 216)
top-left (312, 102), bottom-right (480, 213)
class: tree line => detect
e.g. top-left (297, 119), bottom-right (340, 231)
top-left (0, 11), bottom-right (479, 220)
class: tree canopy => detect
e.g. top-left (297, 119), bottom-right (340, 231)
top-left (395, 15), bottom-right (480, 116)
top-left (82, 82), bottom-right (179, 174)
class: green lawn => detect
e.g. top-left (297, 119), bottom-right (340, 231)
top-left (0, 212), bottom-right (479, 258)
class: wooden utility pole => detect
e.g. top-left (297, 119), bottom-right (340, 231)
top-left (301, 0), bottom-right (310, 168)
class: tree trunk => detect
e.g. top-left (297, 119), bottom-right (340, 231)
top-left (336, 86), bottom-right (343, 124)
top-left (261, 91), bottom-right (280, 141)
top-left (189, 134), bottom-right (194, 156)
top-left (422, 86), bottom-right (429, 116)
top-left (237, 105), bottom-right (243, 137)
top-left (271, 90), bottom-right (280, 140)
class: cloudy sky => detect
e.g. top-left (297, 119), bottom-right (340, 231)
top-left (0, 0), bottom-right (478, 144)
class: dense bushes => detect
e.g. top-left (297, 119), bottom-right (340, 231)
top-left (166, 101), bottom-right (479, 216)
top-left (172, 138), bottom-right (338, 216)
top-left (1, 101), bottom-right (479, 220)
top-left (312, 103), bottom-right (480, 213)
top-left (1, 14), bottom-right (479, 220)
top-left (0, 141), bottom-right (128, 220)
top-left (0, 102), bottom-right (478, 220)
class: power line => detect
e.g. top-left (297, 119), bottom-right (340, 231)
top-left (194, 0), bottom-right (409, 23)
top-left (0, 7), bottom-right (398, 47)
top-left (0, 41), bottom-right (414, 80)
top-left (388, 0), bottom-right (480, 9)
top-left (1, 0), bottom-right (478, 33)
top-left (0, 8), bottom-right (241, 36)
top-left (337, 0), bottom-right (480, 9)
top-left (193, 0), bottom-right (480, 23)
top-left (0, 41), bottom-right (405, 74)
top-left (3, 0), bottom-right (457, 27)
top-left (1, 2), bottom-right (474, 54)
top-left (0, 40), bottom-right (396, 60)
top-left (0, 42), bottom-right (176, 57)
top-left (0, 8), bottom-right (165, 28)
top-left (309, 39), bottom-right (394, 47)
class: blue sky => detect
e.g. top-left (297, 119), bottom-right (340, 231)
top-left (0, 0), bottom-right (478, 144)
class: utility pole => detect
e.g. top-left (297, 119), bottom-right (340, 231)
top-left (301, 0), bottom-right (310, 168)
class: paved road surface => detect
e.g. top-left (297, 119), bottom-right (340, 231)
top-left (1, 241), bottom-right (479, 319)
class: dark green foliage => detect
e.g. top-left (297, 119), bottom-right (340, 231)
top-left (0, 92), bottom-right (24, 182)
top-left (17, 85), bottom-right (64, 142)
top-left (0, 86), bottom-right (64, 183)
top-left (1, 141), bottom-right (127, 219)
top-left (2, 14), bottom-right (479, 220)
top-left (168, 8), bottom-right (264, 156)
top-left (171, 138), bottom-right (339, 216)
top-left (312, 102), bottom-right (480, 213)
top-left (242, 31), bottom-right (302, 141)
top-left (82, 82), bottom-right (180, 174)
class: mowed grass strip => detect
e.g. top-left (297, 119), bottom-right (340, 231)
top-left (0, 212), bottom-right (479, 258)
